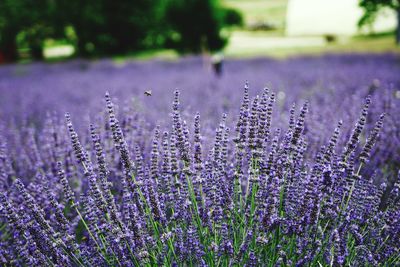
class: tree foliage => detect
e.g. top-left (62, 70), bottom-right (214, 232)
top-left (0, 0), bottom-right (58, 61)
top-left (56, 0), bottom-right (166, 56)
top-left (165, 0), bottom-right (240, 53)
top-left (0, 0), bottom-right (242, 61)
top-left (359, 0), bottom-right (400, 44)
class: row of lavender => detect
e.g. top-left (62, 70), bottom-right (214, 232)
top-left (0, 86), bottom-right (399, 266)
top-left (0, 54), bottom-right (399, 176)
top-left (0, 54), bottom-right (399, 266)
top-left (0, 54), bottom-right (399, 125)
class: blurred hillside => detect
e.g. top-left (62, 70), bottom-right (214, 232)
top-left (1, 0), bottom-right (399, 63)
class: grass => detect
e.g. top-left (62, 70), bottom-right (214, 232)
top-left (222, 0), bottom-right (288, 28)
top-left (112, 49), bottom-right (179, 63)
top-left (221, 0), bottom-right (400, 58)
top-left (224, 32), bottom-right (400, 58)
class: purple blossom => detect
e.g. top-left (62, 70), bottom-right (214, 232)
top-left (0, 54), bottom-right (399, 266)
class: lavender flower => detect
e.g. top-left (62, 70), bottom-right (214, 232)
top-left (0, 66), bottom-right (399, 266)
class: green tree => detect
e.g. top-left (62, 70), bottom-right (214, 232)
top-left (0, 0), bottom-right (242, 62)
top-left (0, 0), bottom-right (32, 62)
top-left (58, 0), bottom-right (166, 57)
top-left (222, 7), bottom-right (244, 27)
top-left (0, 0), bottom-right (166, 61)
top-left (165, 0), bottom-right (242, 54)
top-left (0, 0), bottom-right (61, 62)
top-left (359, 0), bottom-right (400, 44)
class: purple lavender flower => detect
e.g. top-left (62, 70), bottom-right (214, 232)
top-left (0, 55), bottom-right (398, 266)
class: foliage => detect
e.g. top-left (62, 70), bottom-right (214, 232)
top-left (0, 0), bottom-right (242, 61)
top-left (359, 0), bottom-right (400, 43)
top-left (165, 0), bottom-right (228, 53)
top-left (222, 7), bottom-right (244, 27)
top-left (0, 0), bottom-right (59, 61)
top-left (55, 0), bottom-right (166, 57)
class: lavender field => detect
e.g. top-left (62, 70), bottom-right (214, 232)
top-left (0, 53), bottom-right (399, 266)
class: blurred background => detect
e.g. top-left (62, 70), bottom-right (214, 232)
top-left (0, 0), bottom-right (399, 63)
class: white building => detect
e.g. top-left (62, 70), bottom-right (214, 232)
top-left (286, 0), bottom-right (397, 36)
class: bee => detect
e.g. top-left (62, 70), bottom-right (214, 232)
top-left (144, 90), bottom-right (152, 96)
